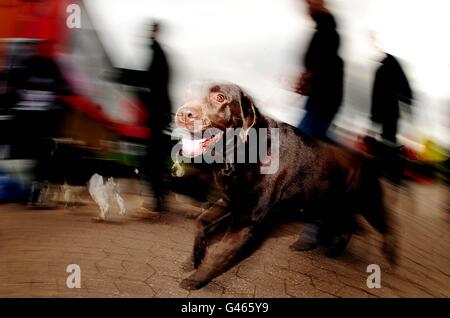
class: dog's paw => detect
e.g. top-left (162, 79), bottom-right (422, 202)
top-left (91, 216), bottom-right (106, 223)
top-left (289, 239), bottom-right (318, 252)
top-left (383, 241), bottom-right (398, 267)
top-left (181, 258), bottom-right (195, 272)
top-left (179, 277), bottom-right (206, 290)
top-left (184, 210), bottom-right (201, 219)
top-left (135, 207), bottom-right (162, 219)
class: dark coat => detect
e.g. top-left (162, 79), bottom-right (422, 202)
top-left (142, 40), bottom-right (171, 130)
top-left (116, 40), bottom-right (172, 131)
top-left (304, 12), bottom-right (344, 116)
top-left (371, 54), bottom-right (413, 122)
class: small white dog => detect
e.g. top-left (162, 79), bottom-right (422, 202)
top-left (88, 173), bottom-right (126, 221)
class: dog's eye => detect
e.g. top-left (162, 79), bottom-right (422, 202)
top-left (216, 94), bottom-right (226, 103)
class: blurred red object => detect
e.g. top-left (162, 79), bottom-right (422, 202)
top-left (61, 95), bottom-right (150, 140)
top-left (0, 0), bottom-right (71, 53)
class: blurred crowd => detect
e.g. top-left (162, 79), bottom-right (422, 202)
top-left (0, 0), bottom-right (448, 212)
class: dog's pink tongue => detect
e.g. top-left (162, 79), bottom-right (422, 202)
top-left (182, 138), bottom-right (205, 157)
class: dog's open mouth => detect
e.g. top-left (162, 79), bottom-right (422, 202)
top-left (181, 131), bottom-right (223, 158)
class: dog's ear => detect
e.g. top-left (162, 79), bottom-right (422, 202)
top-left (240, 91), bottom-right (257, 143)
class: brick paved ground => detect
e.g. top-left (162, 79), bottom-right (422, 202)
top-left (0, 180), bottom-right (448, 298)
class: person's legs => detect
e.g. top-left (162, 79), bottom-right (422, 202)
top-left (298, 111), bottom-right (315, 135)
top-left (143, 129), bottom-right (167, 212)
top-left (148, 161), bottom-right (165, 211)
top-left (298, 97), bottom-right (339, 139)
top-left (290, 221), bottom-right (321, 251)
top-left (381, 117), bottom-right (398, 144)
top-left (315, 113), bottom-right (335, 139)
top-left (299, 111), bottom-right (335, 139)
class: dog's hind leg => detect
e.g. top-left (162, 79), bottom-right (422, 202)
top-left (324, 230), bottom-right (353, 257)
top-left (323, 202), bottom-right (357, 257)
top-left (361, 180), bottom-right (398, 265)
top-left (365, 205), bottom-right (397, 265)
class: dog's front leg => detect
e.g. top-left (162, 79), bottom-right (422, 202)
top-left (180, 223), bottom-right (254, 290)
top-left (181, 181), bottom-right (274, 290)
top-left (183, 198), bottom-right (230, 271)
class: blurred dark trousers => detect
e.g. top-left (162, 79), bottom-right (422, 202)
top-left (144, 128), bottom-right (166, 207)
top-left (298, 110), bottom-right (335, 139)
top-left (381, 117), bottom-right (398, 143)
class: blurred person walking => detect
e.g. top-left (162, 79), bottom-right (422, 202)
top-left (294, 0), bottom-right (344, 140)
top-left (142, 22), bottom-right (172, 214)
top-left (115, 22), bottom-right (172, 215)
top-left (292, 0), bottom-right (345, 252)
top-left (371, 52), bottom-right (413, 144)
top-left (365, 50), bottom-right (413, 185)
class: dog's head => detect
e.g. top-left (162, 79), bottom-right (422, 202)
top-left (175, 82), bottom-right (257, 157)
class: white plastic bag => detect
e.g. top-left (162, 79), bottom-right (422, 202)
top-left (88, 173), bottom-right (126, 220)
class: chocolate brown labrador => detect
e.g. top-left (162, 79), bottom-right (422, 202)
top-left (175, 82), bottom-right (396, 290)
